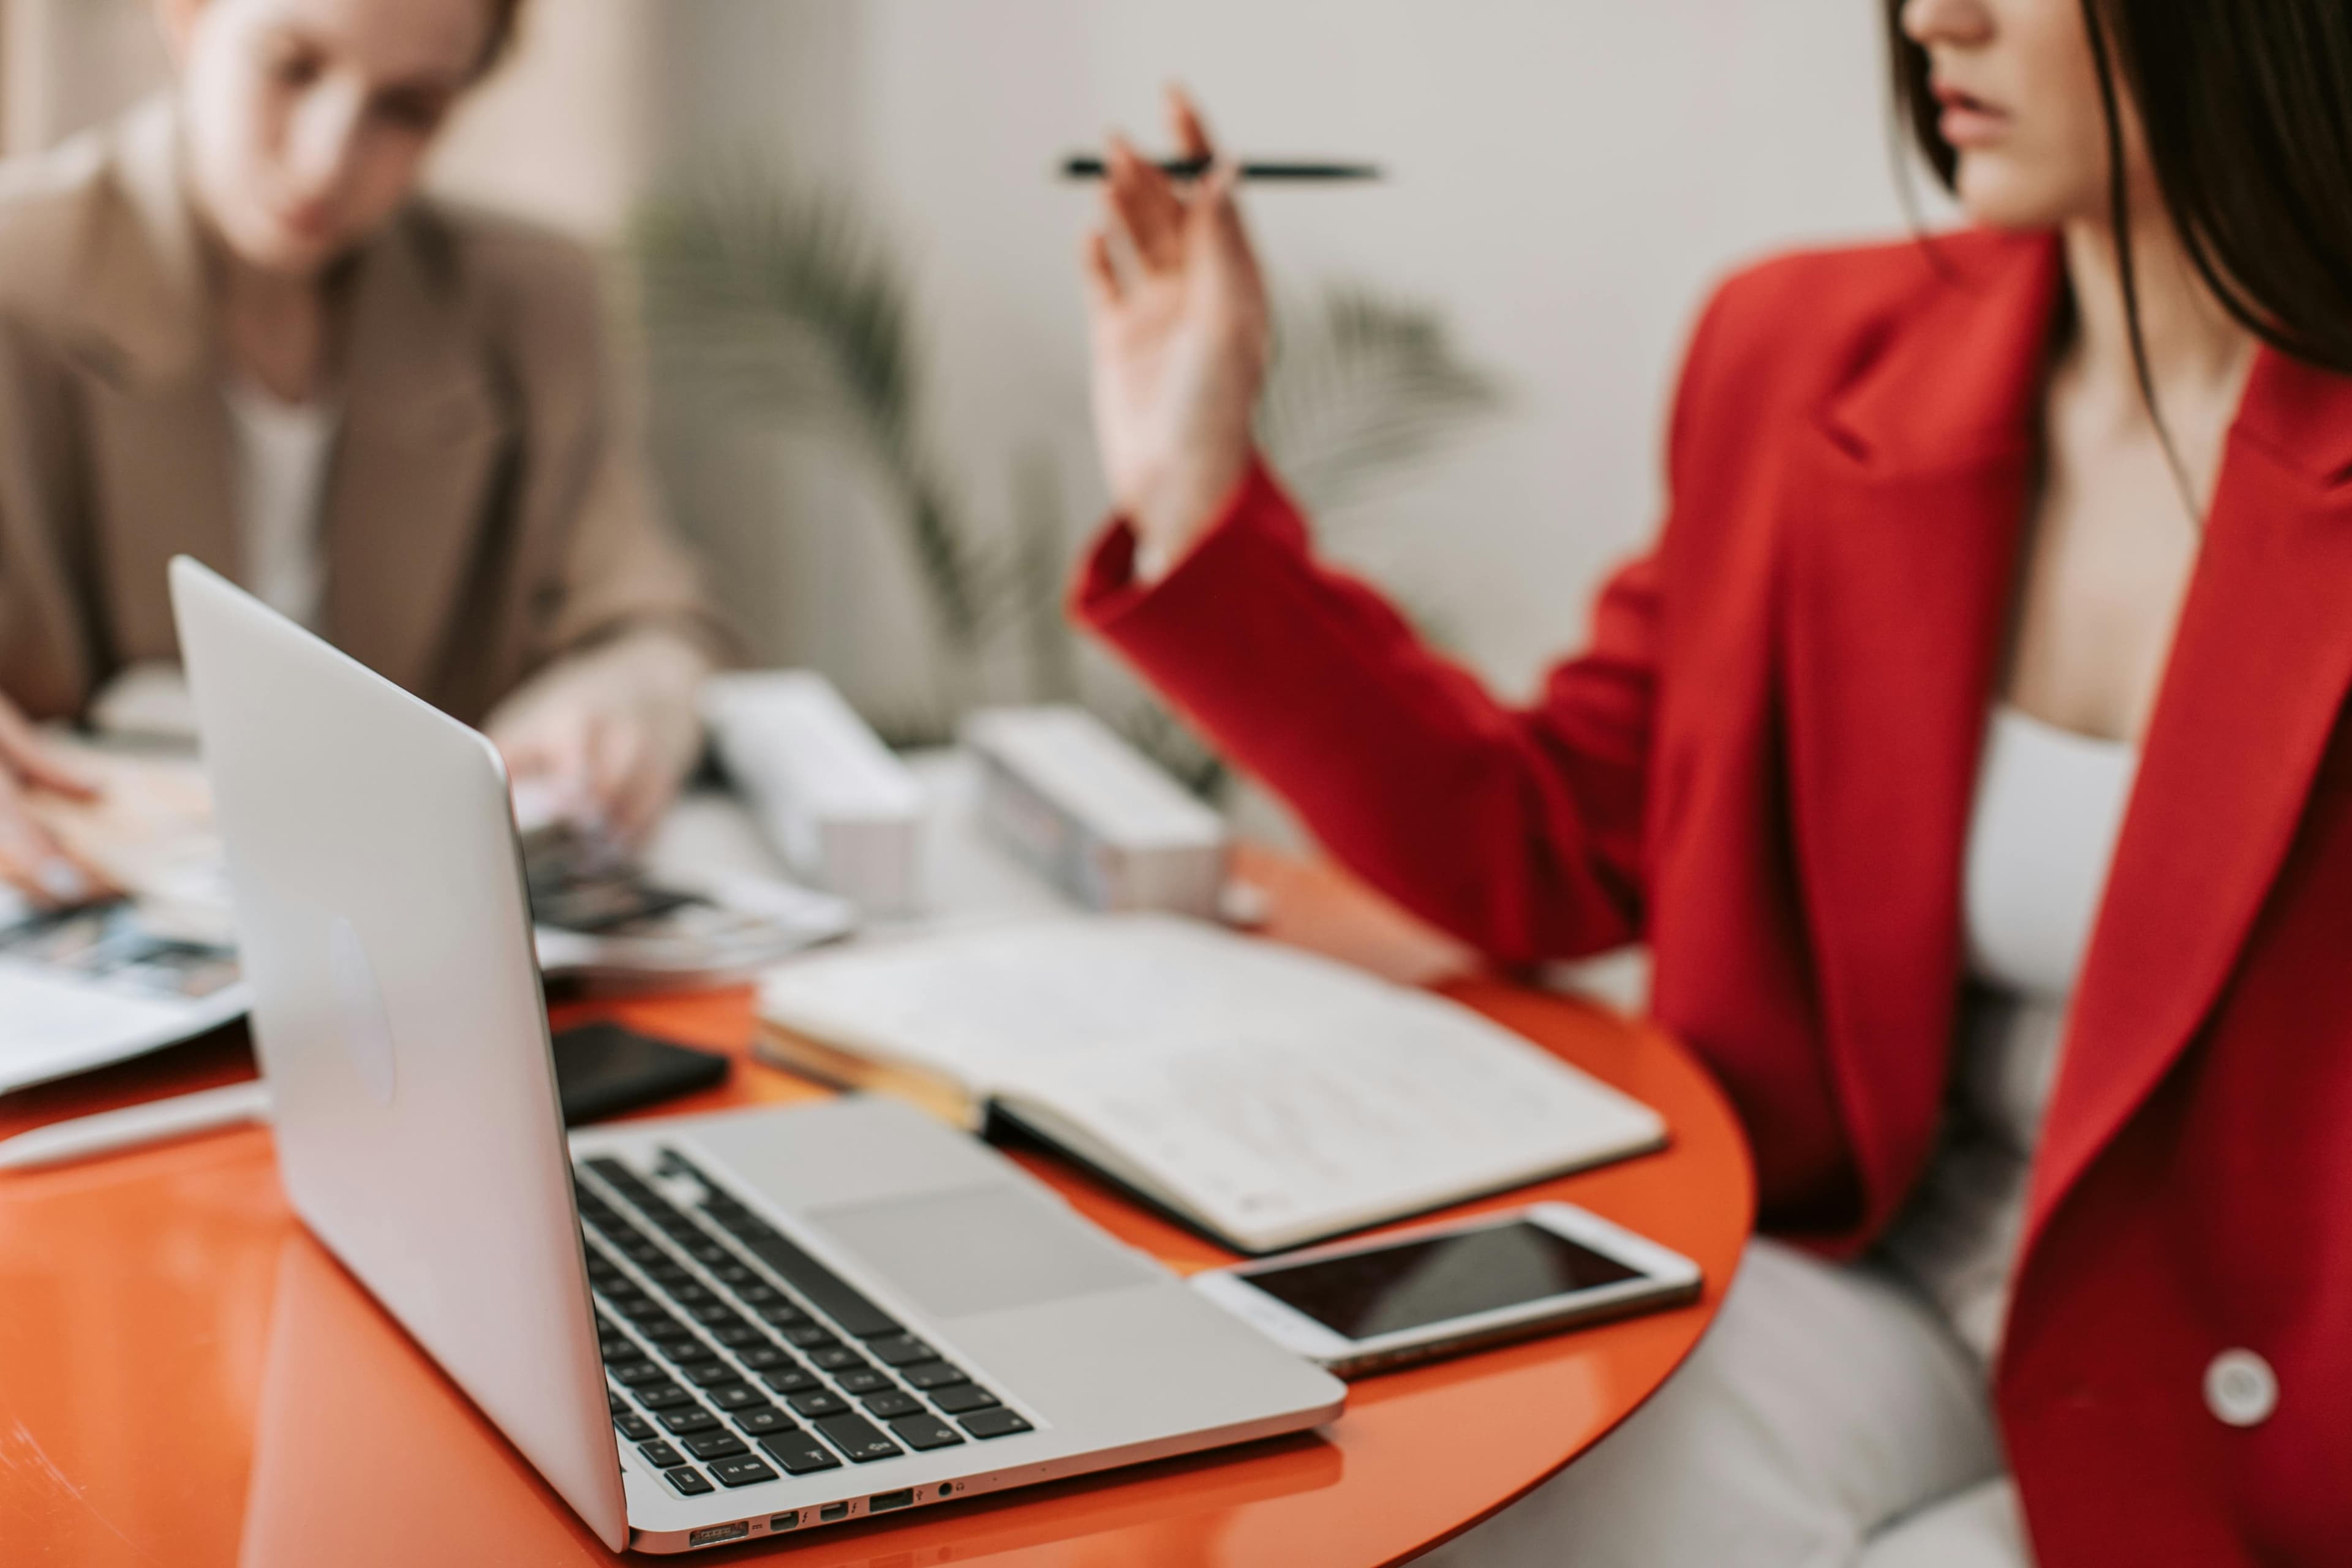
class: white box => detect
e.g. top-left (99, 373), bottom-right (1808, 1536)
top-left (960, 705), bottom-right (1229, 918)
top-left (702, 671), bottom-right (924, 916)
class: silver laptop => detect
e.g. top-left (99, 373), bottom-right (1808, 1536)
top-left (169, 557), bottom-right (1344, 1553)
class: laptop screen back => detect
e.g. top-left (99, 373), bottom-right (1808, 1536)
top-left (170, 557), bottom-right (628, 1550)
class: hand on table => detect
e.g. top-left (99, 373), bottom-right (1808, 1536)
top-left (487, 631), bottom-right (709, 848)
top-left (0, 692), bottom-right (113, 907)
top-left (1083, 87), bottom-right (1272, 578)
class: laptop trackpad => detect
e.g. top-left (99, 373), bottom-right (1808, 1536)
top-left (810, 1184), bottom-right (1160, 1320)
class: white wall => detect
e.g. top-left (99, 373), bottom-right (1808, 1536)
top-left (651, 0), bottom-right (1945, 709)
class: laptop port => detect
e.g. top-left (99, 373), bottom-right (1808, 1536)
top-left (819, 1502), bottom-right (850, 1522)
top-left (870, 1488), bottom-right (913, 1513)
top-left (769, 1512), bottom-right (799, 1531)
top-left (688, 1523), bottom-right (748, 1547)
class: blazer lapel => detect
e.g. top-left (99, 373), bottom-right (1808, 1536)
top-left (2026, 348), bottom-right (2352, 1238)
top-left (67, 97), bottom-right (239, 660)
top-left (318, 216), bottom-right (511, 693)
top-left (1780, 233), bottom-right (2062, 1234)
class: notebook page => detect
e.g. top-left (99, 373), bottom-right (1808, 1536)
top-left (756, 916), bottom-right (1665, 1248)
top-left (998, 984), bottom-right (1664, 1251)
top-left (758, 915), bottom-right (1408, 1087)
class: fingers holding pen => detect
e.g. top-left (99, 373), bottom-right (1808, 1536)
top-left (1166, 83), bottom-right (1217, 163)
top-left (1081, 228), bottom-right (1123, 311)
top-left (1101, 134), bottom-right (1185, 273)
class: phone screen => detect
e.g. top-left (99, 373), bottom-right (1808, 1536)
top-left (1243, 1218), bottom-right (1643, 1340)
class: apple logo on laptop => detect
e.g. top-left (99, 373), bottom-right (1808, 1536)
top-left (328, 916), bottom-right (399, 1108)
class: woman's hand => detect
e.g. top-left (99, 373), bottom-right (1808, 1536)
top-left (1083, 88), bottom-right (1272, 575)
top-left (0, 692), bottom-right (111, 907)
top-left (487, 631), bottom-right (709, 848)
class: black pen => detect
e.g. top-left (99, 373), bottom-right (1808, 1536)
top-left (1060, 155), bottom-right (1382, 182)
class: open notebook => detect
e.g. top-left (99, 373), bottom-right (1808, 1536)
top-left (754, 915), bottom-right (1667, 1254)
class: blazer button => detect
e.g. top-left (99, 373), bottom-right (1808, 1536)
top-left (2204, 1348), bottom-right (2277, 1428)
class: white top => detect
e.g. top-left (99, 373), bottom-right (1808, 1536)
top-left (222, 380), bottom-right (340, 630)
top-left (1880, 704), bottom-right (2137, 1364)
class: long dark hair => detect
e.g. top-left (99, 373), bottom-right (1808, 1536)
top-left (1886, 0), bottom-right (2352, 379)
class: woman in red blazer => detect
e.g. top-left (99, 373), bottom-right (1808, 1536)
top-left (1072, 1), bottom-right (2352, 1564)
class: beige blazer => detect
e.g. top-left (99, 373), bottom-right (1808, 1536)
top-left (0, 97), bottom-right (722, 726)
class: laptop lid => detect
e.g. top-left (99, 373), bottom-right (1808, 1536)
top-left (170, 557), bottom-right (628, 1550)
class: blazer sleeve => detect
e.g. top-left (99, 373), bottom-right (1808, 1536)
top-left (1075, 463), bottom-right (1660, 967)
top-left (526, 277), bottom-right (729, 674)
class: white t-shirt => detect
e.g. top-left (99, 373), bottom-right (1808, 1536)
top-left (222, 380), bottom-right (340, 630)
top-left (1880, 703), bottom-right (2138, 1364)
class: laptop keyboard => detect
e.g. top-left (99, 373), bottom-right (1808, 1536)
top-left (574, 1149), bottom-right (1033, 1500)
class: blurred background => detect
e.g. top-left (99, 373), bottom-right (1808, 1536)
top-left (3, 0), bottom-right (1945, 756)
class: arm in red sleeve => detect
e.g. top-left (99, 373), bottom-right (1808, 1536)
top-left (1074, 459), bottom-right (1658, 967)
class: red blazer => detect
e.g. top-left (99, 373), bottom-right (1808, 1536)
top-left (1075, 228), bottom-right (2352, 1565)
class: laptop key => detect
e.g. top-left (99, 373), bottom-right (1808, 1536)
top-left (678, 1360), bottom-right (739, 1389)
top-left (614, 1412), bottom-right (655, 1442)
top-left (752, 1298), bottom-right (810, 1326)
top-left (730, 1228), bottom-right (903, 1339)
top-left (638, 1439), bottom-right (685, 1468)
top-left (862, 1390), bottom-right (922, 1419)
top-left (762, 1366), bottom-right (821, 1396)
top-left (808, 1346), bottom-right (866, 1373)
top-left (832, 1368), bottom-right (889, 1395)
top-left (888, 1414), bottom-right (964, 1452)
top-left (687, 1303), bottom-right (744, 1328)
top-left (779, 1324), bottom-right (837, 1350)
top-left (927, 1383), bottom-right (1001, 1415)
top-left (732, 1404), bottom-right (791, 1435)
top-left (813, 1412), bottom-right (902, 1463)
top-left (734, 1345), bottom-right (789, 1371)
top-left (960, 1408), bottom-right (1034, 1440)
top-left (900, 1360), bottom-right (970, 1392)
top-left (709, 1323), bottom-right (767, 1349)
top-left (657, 1408), bottom-right (722, 1436)
top-left (606, 1389), bottom-right (628, 1414)
top-left (787, 1389), bottom-right (849, 1419)
top-left (709, 1455), bottom-right (779, 1488)
top-left (609, 1360), bottom-right (668, 1387)
top-left (707, 1383), bottom-right (766, 1412)
top-left (682, 1431), bottom-right (748, 1461)
top-left (865, 1335), bottom-right (935, 1368)
top-left (586, 1156), bottom-right (656, 1195)
top-left (663, 1466), bottom-right (714, 1497)
top-left (720, 1216), bottom-right (783, 1246)
top-left (633, 1382), bottom-right (694, 1411)
top-left (757, 1433), bottom-right (842, 1476)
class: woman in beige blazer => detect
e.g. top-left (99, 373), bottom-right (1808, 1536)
top-left (0, 0), bottom-right (725, 902)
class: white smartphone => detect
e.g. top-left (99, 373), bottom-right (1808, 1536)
top-left (1190, 1203), bottom-right (1702, 1376)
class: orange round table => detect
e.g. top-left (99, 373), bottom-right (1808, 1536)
top-left (0, 851), bottom-right (1753, 1566)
